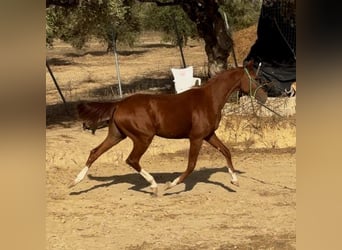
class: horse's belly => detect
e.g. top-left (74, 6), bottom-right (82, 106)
top-left (156, 123), bottom-right (191, 139)
top-left (156, 131), bottom-right (188, 139)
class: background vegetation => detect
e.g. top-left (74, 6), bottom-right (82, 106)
top-left (46, 0), bottom-right (261, 49)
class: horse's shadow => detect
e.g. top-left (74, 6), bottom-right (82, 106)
top-left (69, 167), bottom-right (245, 196)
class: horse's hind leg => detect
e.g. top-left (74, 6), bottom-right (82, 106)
top-left (165, 138), bottom-right (203, 191)
top-left (205, 133), bottom-right (239, 186)
top-left (125, 137), bottom-right (158, 196)
top-left (69, 121), bottom-right (125, 188)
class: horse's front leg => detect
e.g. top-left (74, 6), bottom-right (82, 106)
top-left (205, 133), bottom-right (239, 186)
top-left (165, 138), bottom-right (203, 191)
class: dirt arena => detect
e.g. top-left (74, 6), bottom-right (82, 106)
top-left (46, 26), bottom-right (296, 249)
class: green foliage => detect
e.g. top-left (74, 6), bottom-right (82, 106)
top-left (46, 0), bottom-right (261, 49)
top-left (139, 3), bottom-right (197, 46)
top-left (219, 0), bottom-right (261, 31)
top-left (46, 0), bottom-right (140, 49)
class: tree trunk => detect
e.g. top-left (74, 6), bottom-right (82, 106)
top-left (180, 0), bottom-right (233, 77)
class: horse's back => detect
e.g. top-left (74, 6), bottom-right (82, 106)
top-left (112, 91), bottom-right (207, 138)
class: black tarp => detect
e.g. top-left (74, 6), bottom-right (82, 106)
top-left (245, 0), bottom-right (296, 97)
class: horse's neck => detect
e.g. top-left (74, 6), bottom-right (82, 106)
top-left (207, 71), bottom-right (241, 112)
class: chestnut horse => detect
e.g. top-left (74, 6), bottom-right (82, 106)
top-left (69, 61), bottom-right (267, 195)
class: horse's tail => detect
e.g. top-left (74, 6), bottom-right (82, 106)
top-left (77, 101), bottom-right (117, 123)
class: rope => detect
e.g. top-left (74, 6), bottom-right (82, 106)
top-left (239, 174), bottom-right (296, 191)
top-left (244, 67), bottom-right (265, 98)
top-left (243, 67), bottom-right (296, 126)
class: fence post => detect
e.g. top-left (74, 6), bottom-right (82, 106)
top-left (111, 26), bottom-right (123, 98)
top-left (172, 15), bottom-right (186, 68)
top-left (46, 61), bottom-right (69, 114)
top-left (222, 11), bottom-right (238, 68)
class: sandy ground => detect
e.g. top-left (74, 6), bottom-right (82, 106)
top-left (46, 27), bottom-right (296, 249)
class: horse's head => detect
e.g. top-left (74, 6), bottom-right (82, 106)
top-left (239, 60), bottom-right (268, 104)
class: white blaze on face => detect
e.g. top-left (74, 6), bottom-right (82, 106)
top-left (140, 169), bottom-right (158, 188)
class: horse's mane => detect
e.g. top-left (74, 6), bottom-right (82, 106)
top-left (205, 67), bottom-right (244, 86)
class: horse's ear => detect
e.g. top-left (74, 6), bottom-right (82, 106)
top-left (245, 60), bottom-right (254, 70)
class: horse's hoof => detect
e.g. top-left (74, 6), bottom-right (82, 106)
top-left (164, 181), bottom-right (172, 191)
top-left (68, 181), bottom-right (76, 188)
top-left (231, 180), bottom-right (240, 187)
top-left (150, 186), bottom-right (158, 197)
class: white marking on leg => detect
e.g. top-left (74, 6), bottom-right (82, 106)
top-left (170, 177), bottom-right (180, 187)
top-left (70, 166), bottom-right (89, 187)
top-left (227, 167), bottom-right (238, 182)
top-left (165, 177), bottom-right (180, 191)
top-left (140, 168), bottom-right (157, 188)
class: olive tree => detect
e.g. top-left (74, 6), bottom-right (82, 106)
top-left (46, 0), bottom-right (260, 76)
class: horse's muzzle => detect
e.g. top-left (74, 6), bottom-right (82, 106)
top-left (255, 89), bottom-right (268, 104)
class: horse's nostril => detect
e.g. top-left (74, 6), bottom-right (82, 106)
top-left (258, 93), bottom-right (268, 104)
